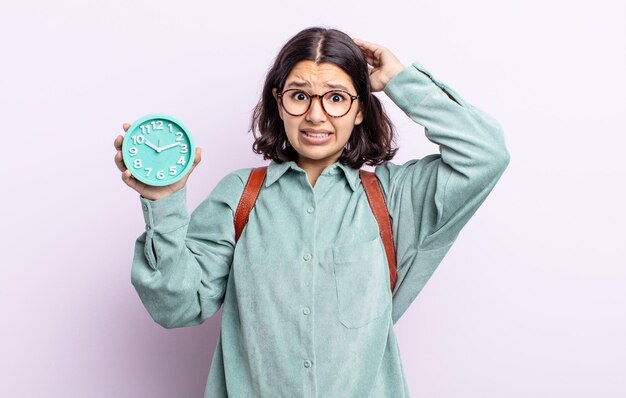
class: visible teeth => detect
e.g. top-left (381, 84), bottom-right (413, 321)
top-left (303, 131), bottom-right (330, 138)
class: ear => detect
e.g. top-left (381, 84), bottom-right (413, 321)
top-left (354, 101), bottom-right (364, 125)
top-left (272, 88), bottom-right (284, 121)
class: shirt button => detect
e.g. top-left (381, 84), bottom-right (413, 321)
top-left (306, 206), bottom-right (315, 214)
top-left (303, 253), bottom-right (312, 261)
top-left (304, 360), bottom-right (312, 368)
top-left (302, 307), bottom-right (311, 315)
top-left (142, 204), bottom-right (148, 211)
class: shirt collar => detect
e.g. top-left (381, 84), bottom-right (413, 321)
top-left (265, 160), bottom-right (360, 191)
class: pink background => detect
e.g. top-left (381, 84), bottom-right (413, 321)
top-left (2, 1), bottom-right (625, 396)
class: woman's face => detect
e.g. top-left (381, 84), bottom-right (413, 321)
top-left (273, 60), bottom-right (364, 169)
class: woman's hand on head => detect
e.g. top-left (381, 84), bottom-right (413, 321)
top-left (113, 122), bottom-right (202, 201)
top-left (352, 38), bottom-right (405, 92)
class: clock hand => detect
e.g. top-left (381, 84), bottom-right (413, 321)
top-left (145, 140), bottom-right (162, 152)
top-left (160, 142), bottom-right (182, 151)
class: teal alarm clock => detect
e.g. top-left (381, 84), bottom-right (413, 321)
top-left (122, 114), bottom-right (196, 186)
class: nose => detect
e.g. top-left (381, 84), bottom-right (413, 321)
top-left (305, 96), bottom-right (327, 123)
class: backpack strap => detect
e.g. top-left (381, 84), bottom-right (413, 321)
top-left (234, 166), bottom-right (267, 242)
top-left (359, 170), bottom-right (397, 293)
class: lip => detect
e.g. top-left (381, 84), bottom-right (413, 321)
top-left (300, 130), bottom-right (333, 145)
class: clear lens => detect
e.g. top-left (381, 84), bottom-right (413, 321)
top-left (283, 90), bottom-right (310, 115)
top-left (322, 91), bottom-right (350, 116)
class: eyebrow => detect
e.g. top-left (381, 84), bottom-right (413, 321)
top-left (285, 81), bottom-right (351, 92)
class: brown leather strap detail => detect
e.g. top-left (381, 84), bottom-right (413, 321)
top-left (359, 170), bottom-right (397, 293)
top-left (234, 167), bottom-right (267, 242)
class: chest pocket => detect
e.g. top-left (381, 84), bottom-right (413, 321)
top-left (332, 237), bottom-right (391, 329)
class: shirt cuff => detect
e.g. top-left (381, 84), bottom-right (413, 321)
top-left (139, 187), bottom-right (189, 233)
top-left (383, 61), bottom-right (464, 111)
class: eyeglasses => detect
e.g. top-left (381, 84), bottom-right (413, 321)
top-left (277, 89), bottom-right (359, 118)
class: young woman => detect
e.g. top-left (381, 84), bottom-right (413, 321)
top-left (113, 27), bottom-right (510, 397)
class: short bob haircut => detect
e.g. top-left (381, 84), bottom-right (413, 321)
top-left (250, 27), bottom-right (398, 169)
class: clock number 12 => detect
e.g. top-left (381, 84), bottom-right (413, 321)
top-left (140, 121), bottom-right (164, 134)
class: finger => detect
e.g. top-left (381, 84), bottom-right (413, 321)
top-left (352, 38), bottom-right (379, 50)
top-left (352, 38), bottom-right (372, 54)
top-left (121, 169), bottom-right (136, 188)
top-left (121, 169), bottom-right (147, 194)
top-left (182, 148), bottom-right (201, 178)
top-left (353, 42), bottom-right (382, 67)
top-left (114, 150), bottom-right (127, 172)
top-left (362, 53), bottom-right (378, 67)
top-left (193, 147), bottom-right (202, 165)
top-left (354, 42), bottom-right (375, 58)
top-left (353, 38), bottom-right (385, 55)
top-left (188, 148), bottom-right (202, 175)
top-left (123, 122), bottom-right (131, 132)
top-left (114, 134), bottom-right (123, 150)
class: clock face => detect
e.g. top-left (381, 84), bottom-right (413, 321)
top-left (122, 114), bottom-right (196, 186)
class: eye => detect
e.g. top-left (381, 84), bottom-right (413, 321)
top-left (328, 92), bottom-right (348, 103)
top-left (290, 91), bottom-right (309, 101)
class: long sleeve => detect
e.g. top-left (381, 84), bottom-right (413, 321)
top-left (130, 170), bottom-right (247, 329)
top-left (375, 62), bottom-right (511, 323)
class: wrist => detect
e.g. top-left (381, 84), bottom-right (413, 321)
top-left (385, 63), bottom-right (406, 86)
top-left (140, 192), bottom-right (172, 202)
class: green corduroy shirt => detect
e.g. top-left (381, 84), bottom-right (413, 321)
top-left (131, 61), bottom-right (511, 397)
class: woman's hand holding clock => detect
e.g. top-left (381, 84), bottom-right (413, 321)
top-left (114, 122), bottom-right (202, 201)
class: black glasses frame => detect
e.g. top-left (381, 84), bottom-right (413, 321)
top-left (277, 89), bottom-right (359, 118)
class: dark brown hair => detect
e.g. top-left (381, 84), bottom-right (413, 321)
top-left (250, 27), bottom-right (398, 168)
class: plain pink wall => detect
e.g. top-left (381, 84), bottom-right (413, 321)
top-left (2, 1), bottom-right (625, 397)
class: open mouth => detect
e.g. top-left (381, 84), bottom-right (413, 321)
top-left (301, 131), bottom-right (332, 138)
top-left (300, 130), bottom-right (333, 144)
